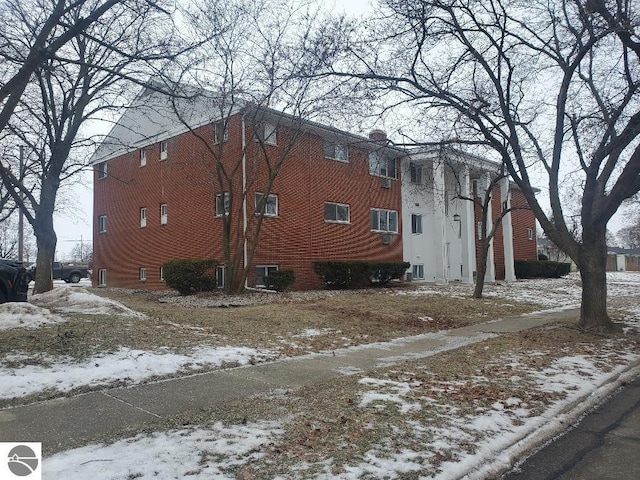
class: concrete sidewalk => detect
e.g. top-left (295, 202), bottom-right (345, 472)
top-left (0, 307), bottom-right (582, 456)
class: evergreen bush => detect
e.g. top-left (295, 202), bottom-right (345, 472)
top-left (162, 259), bottom-right (217, 295)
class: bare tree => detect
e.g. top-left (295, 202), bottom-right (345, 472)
top-left (0, 0), bottom-right (179, 293)
top-left (307, 0), bottom-right (640, 331)
top-left (617, 217), bottom-right (640, 249)
top-left (161, 0), bottom-right (327, 293)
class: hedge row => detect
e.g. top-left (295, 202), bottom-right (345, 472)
top-left (312, 260), bottom-right (410, 289)
top-left (162, 259), bottom-right (217, 295)
top-left (515, 260), bottom-right (571, 279)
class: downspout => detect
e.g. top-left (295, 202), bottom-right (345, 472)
top-left (241, 113), bottom-right (249, 289)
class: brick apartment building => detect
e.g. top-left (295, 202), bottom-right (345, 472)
top-left (91, 86), bottom-right (405, 291)
top-left (92, 85), bottom-right (537, 291)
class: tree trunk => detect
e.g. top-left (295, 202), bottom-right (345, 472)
top-left (577, 226), bottom-right (615, 331)
top-left (473, 239), bottom-right (490, 298)
top-left (33, 225), bottom-right (56, 295)
top-left (31, 178), bottom-right (59, 295)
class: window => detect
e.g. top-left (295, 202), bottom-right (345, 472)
top-left (213, 120), bottom-right (228, 144)
top-left (216, 192), bottom-right (230, 216)
top-left (323, 141), bottom-right (349, 162)
top-left (256, 265), bottom-right (278, 288)
top-left (139, 268), bottom-right (147, 282)
top-left (216, 265), bottom-right (225, 289)
top-left (98, 215), bottom-right (107, 233)
top-left (527, 228), bottom-right (534, 240)
top-left (256, 122), bottom-right (277, 145)
top-left (255, 193), bottom-right (278, 216)
top-left (98, 269), bottom-right (107, 286)
top-left (140, 207), bottom-right (147, 228)
top-left (411, 214), bottom-right (423, 234)
top-left (369, 152), bottom-right (396, 178)
top-left (140, 148), bottom-right (147, 167)
top-left (477, 221), bottom-right (483, 238)
top-left (370, 208), bottom-right (398, 233)
top-left (412, 264), bottom-right (424, 280)
top-left (324, 202), bottom-right (350, 223)
top-left (98, 162), bottom-right (107, 179)
top-left (160, 140), bottom-right (168, 160)
top-left (160, 204), bottom-right (168, 225)
top-left (409, 162), bottom-right (422, 184)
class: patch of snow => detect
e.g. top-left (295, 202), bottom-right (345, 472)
top-left (0, 303), bottom-right (66, 330)
top-left (44, 420), bottom-right (284, 479)
top-left (0, 346), bottom-right (277, 400)
top-left (31, 286), bottom-right (144, 317)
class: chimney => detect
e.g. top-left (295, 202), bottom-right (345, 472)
top-left (368, 129), bottom-right (387, 143)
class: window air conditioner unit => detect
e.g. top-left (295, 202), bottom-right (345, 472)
top-left (381, 233), bottom-right (392, 245)
top-left (380, 177), bottom-right (390, 189)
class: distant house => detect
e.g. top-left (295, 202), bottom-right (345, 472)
top-left (607, 247), bottom-right (640, 272)
top-left (537, 237), bottom-right (577, 271)
top-left (91, 85), bottom-right (538, 291)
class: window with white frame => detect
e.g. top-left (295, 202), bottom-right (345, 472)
top-left (213, 120), bottom-right (228, 144)
top-left (368, 151), bottom-right (396, 178)
top-left (140, 148), bottom-right (147, 167)
top-left (139, 268), bottom-right (147, 282)
top-left (216, 265), bottom-right (225, 289)
top-left (160, 140), bottom-right (168, 160)
top-left (98, 215), bottom-right (107, 233)
top-left (324, 202), bottom-right (350, 223)
top-left (256, 265), bottom-right (278, 288)
top-left (411, 214), bottom-right (423, 234)
top-left (527, 228), bottom-right (534, 240)
top-left (160, 203), bottom-right (168, 225)
top-left (255, 193), bottom-right (278, 216)
top-left (216, 192), bottom-right (230, 216)
top-left (412, 264), bottom-right (424, 280)
top-left (98, 269), bottom-right (107, 286)
top-left (323, 141), bottom-right (349, 162)
top-left (140, 207), bottom-right (147, 228)
top-left (409, 162), bottom-right (422, 184)
top-left (256, 122), bottom-right (277, 145)
top-left (477, 221), bottom-right (483, 238)
top-left (370, 208), bottom-right (398, 233)
top-left (98, 162), bottom-right (107, 179)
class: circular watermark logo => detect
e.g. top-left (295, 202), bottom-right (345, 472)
top-left (7, 445), bottom-right (39, 477)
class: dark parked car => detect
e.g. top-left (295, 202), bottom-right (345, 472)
top-left (0, 259), bottom-right (29, 304)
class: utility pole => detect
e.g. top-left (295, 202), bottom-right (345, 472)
top-left (18, 145), bottom-right (24, 262)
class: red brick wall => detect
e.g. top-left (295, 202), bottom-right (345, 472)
top-left (93, 115), bottom-right (403, 291)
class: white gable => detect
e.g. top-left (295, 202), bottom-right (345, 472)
top-left (90, 84), bottom-right (240, 164)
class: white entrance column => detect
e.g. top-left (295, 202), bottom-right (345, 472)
top-left (482, 173), bottom-right (496, 283)
top-left (433, 160), bottom-right (448, 284)
top-left (461, 166), bottom-right (475, 284)
top-left (500, 177), bottom-right (516, 281)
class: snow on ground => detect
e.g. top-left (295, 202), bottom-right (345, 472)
top-left (45, 421), bottom-right (285, 480)
top-left (42, 347), bottom-right (640, 479)
top-left (0, 346), bottom-right (277, 400)
top-left (400, 271), bottom-right (640, 309)
top-left (30, 285), bottom-right (144, 317)
top-left (0, 302), bottom-right (66, 330)
top-left (4, 272), bottom-right (640, 478)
